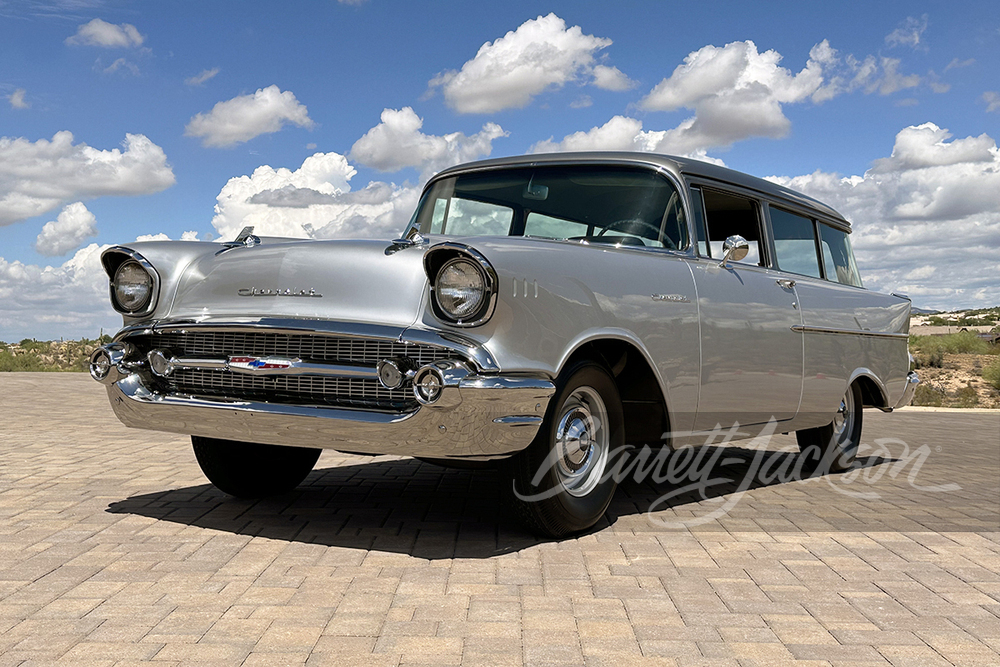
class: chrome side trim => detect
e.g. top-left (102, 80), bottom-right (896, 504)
top-left (492, 415), bottom-right (544, 425)
top-left (105, 371), bottom-right (555, 459)
top-left (791, 325), bottom-right (909, 340)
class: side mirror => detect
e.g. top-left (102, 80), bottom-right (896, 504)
top-left (720, 235), bottom-right (750, 268)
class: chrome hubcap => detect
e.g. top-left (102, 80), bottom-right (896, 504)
top-left (553, 387), bottom-right (609, 497)
top-left (831, 388), bottom-right (855, 443)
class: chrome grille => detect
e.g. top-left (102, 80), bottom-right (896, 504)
top-left (169, 370), bottom-right (405, 409)
top-left (152, 331), bottom-right (450, 366)
top-left (127, 330), bottom-right (460, 411)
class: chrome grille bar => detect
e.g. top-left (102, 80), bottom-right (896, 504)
top-left (153, 331), bottom-right (451, 366)
top-left (155, 355), bottom-right (378, 379)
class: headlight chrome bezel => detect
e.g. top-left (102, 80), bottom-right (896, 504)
top-left (104, 248), bottom-right (160, 317)
top-left (425, 243), bottom-right (498, 327)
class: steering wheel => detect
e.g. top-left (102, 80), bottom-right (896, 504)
top-left (596, 219), bottom-right (674, 249)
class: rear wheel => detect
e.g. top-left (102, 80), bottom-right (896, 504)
top-left (504, 362), bottom-right (623, 537)
top-left (192, 436), bottom-right (321, 498)
top-left (796, 382), bottom-right (863, 473)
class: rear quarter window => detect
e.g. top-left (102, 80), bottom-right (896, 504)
top-left (819, 223), bottom-right (863, 287)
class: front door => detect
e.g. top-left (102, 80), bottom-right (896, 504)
top-left (690, 260), bottom-right (803, 431)
top-left (687, 186), bottom-right (803, 435)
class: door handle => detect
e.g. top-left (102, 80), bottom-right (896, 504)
top-left (776, 279), bottom-right (796, 289)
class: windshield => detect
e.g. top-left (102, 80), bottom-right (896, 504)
top-left (408, 165), bottom-right (688, 250)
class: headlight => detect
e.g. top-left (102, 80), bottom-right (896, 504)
top-left (113, 261), bottom-right (153, 312)
top-left (435, 258), bottom-right (486, 321)
top-left (424, 244), bottom-right (498, 327)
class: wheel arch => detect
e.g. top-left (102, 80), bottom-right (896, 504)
top-left (848, 368), bottom-right (890, 410)
top-left (559, 333), bottom-right (671, 447)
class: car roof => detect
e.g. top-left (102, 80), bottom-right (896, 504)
top-left (433, 151), bottom-right (850, 227)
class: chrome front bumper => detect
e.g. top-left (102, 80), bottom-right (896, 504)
top-left (104, 371), bottom-right (554, 460)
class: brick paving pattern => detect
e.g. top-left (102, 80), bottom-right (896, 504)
top-left (0, 372), bottom-right (998, 666)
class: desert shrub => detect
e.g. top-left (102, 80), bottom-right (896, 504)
top-left (952, 384), bottom-right (979, 408)
top-left (913, 347), bottom-right (944, 369)
top-left (0, 336), bottom-right (109, 372)
top-left (0, 350), bottom-right (57, 372)
top-left (912, 384), bottom-right (944, 407)
top-left (984, 359), bottom-right (1000, 391)
top-left (910, 331), bottom-right (996, 357)
top-left (17, 338), bottom-right (48, 353)
top-left (942, 330), bottom-right (993, 354)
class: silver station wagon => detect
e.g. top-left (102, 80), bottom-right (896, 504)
top-left (90, 152), bottom-right (919, 537)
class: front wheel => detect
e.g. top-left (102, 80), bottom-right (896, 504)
top-left (504, 361), bottom-right (624, 537)
top-left (192, 436), bottom-right (321, 498)
top-left (796, 382), bottom-right (863, 473)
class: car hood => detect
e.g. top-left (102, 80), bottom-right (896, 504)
top-left (161, 239), bottom-right (429, 328)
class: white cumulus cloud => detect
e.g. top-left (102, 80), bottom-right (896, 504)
top-left (885, 15), bottom-right (929, 50)
top-left (532, 116), bottom-right (647, 153)
top-left (349, 107), bottom-right (506, 178)
top-left (210, 151), bottom-right (419, 242)
top-left (504, 37), bottom-right (937, 161)
top-left (101, 57), bottom-right (140, 76)
top-left (530, 115), bottom-right (726, 165)
top-left (876, 57), bottom-right (921, 95)
top-left (984, 91), bottom-right (1000, 113)
top-left (0, 131), bottom-right (175, 227)
top-left (591, 65), bottom-right (636, 91)
top-left (0, 243), bottom-right (119, 341)
top-left (34, 202), bottom-right (97, 256)
top-left (639, 40), bottom-right (835, 152)
top-left (65, 18), bottom-right (144, 48)
top-left (185, 85), bottom-right (314, 148)
top-left (428, 13), bottom-right (618, 113)
top-left (8, 88), bottom-right (29, 109)
top-left (185, 68), bottom-right (219, 86)
top-left (767, 123), bottom-right (1000, 309)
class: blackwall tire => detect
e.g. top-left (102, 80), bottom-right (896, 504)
top-left (504, 361), bottom-right (624, 538)
top-left (191, 436), bottom-right (321, 498)
top-left (795, 382), bottom-right (863, 474)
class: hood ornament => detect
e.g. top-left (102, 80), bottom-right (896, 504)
top-left (217, 226), bottom-right (262, 254)
top-left (386, 225), bottom-right (429, 255)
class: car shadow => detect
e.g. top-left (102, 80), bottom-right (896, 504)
top-left (106, 446), bottom-right (895, 559)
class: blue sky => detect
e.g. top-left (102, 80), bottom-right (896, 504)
top-left (1, 0), bottom-right (999, 340)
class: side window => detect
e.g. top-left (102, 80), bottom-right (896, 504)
top-left (690, 187), bottom-right (710, 257)
top-left (769, 206), bottom-right (822, 278)
top-left (429, 199), bottom-right (448, 234)
top-left (439, 198), bottom-right (513, 236)
top-left (524, 212), bottom-right (589, 239)
top-left (701, 188), bottom-right (764, 266)
top-left (819, 224), bottom-right (863, 287)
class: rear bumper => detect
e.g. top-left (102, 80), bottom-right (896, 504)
top-left (893, 370), bottom-right (920, 409)
top-left (105, 371), bottom-right (554, 460)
